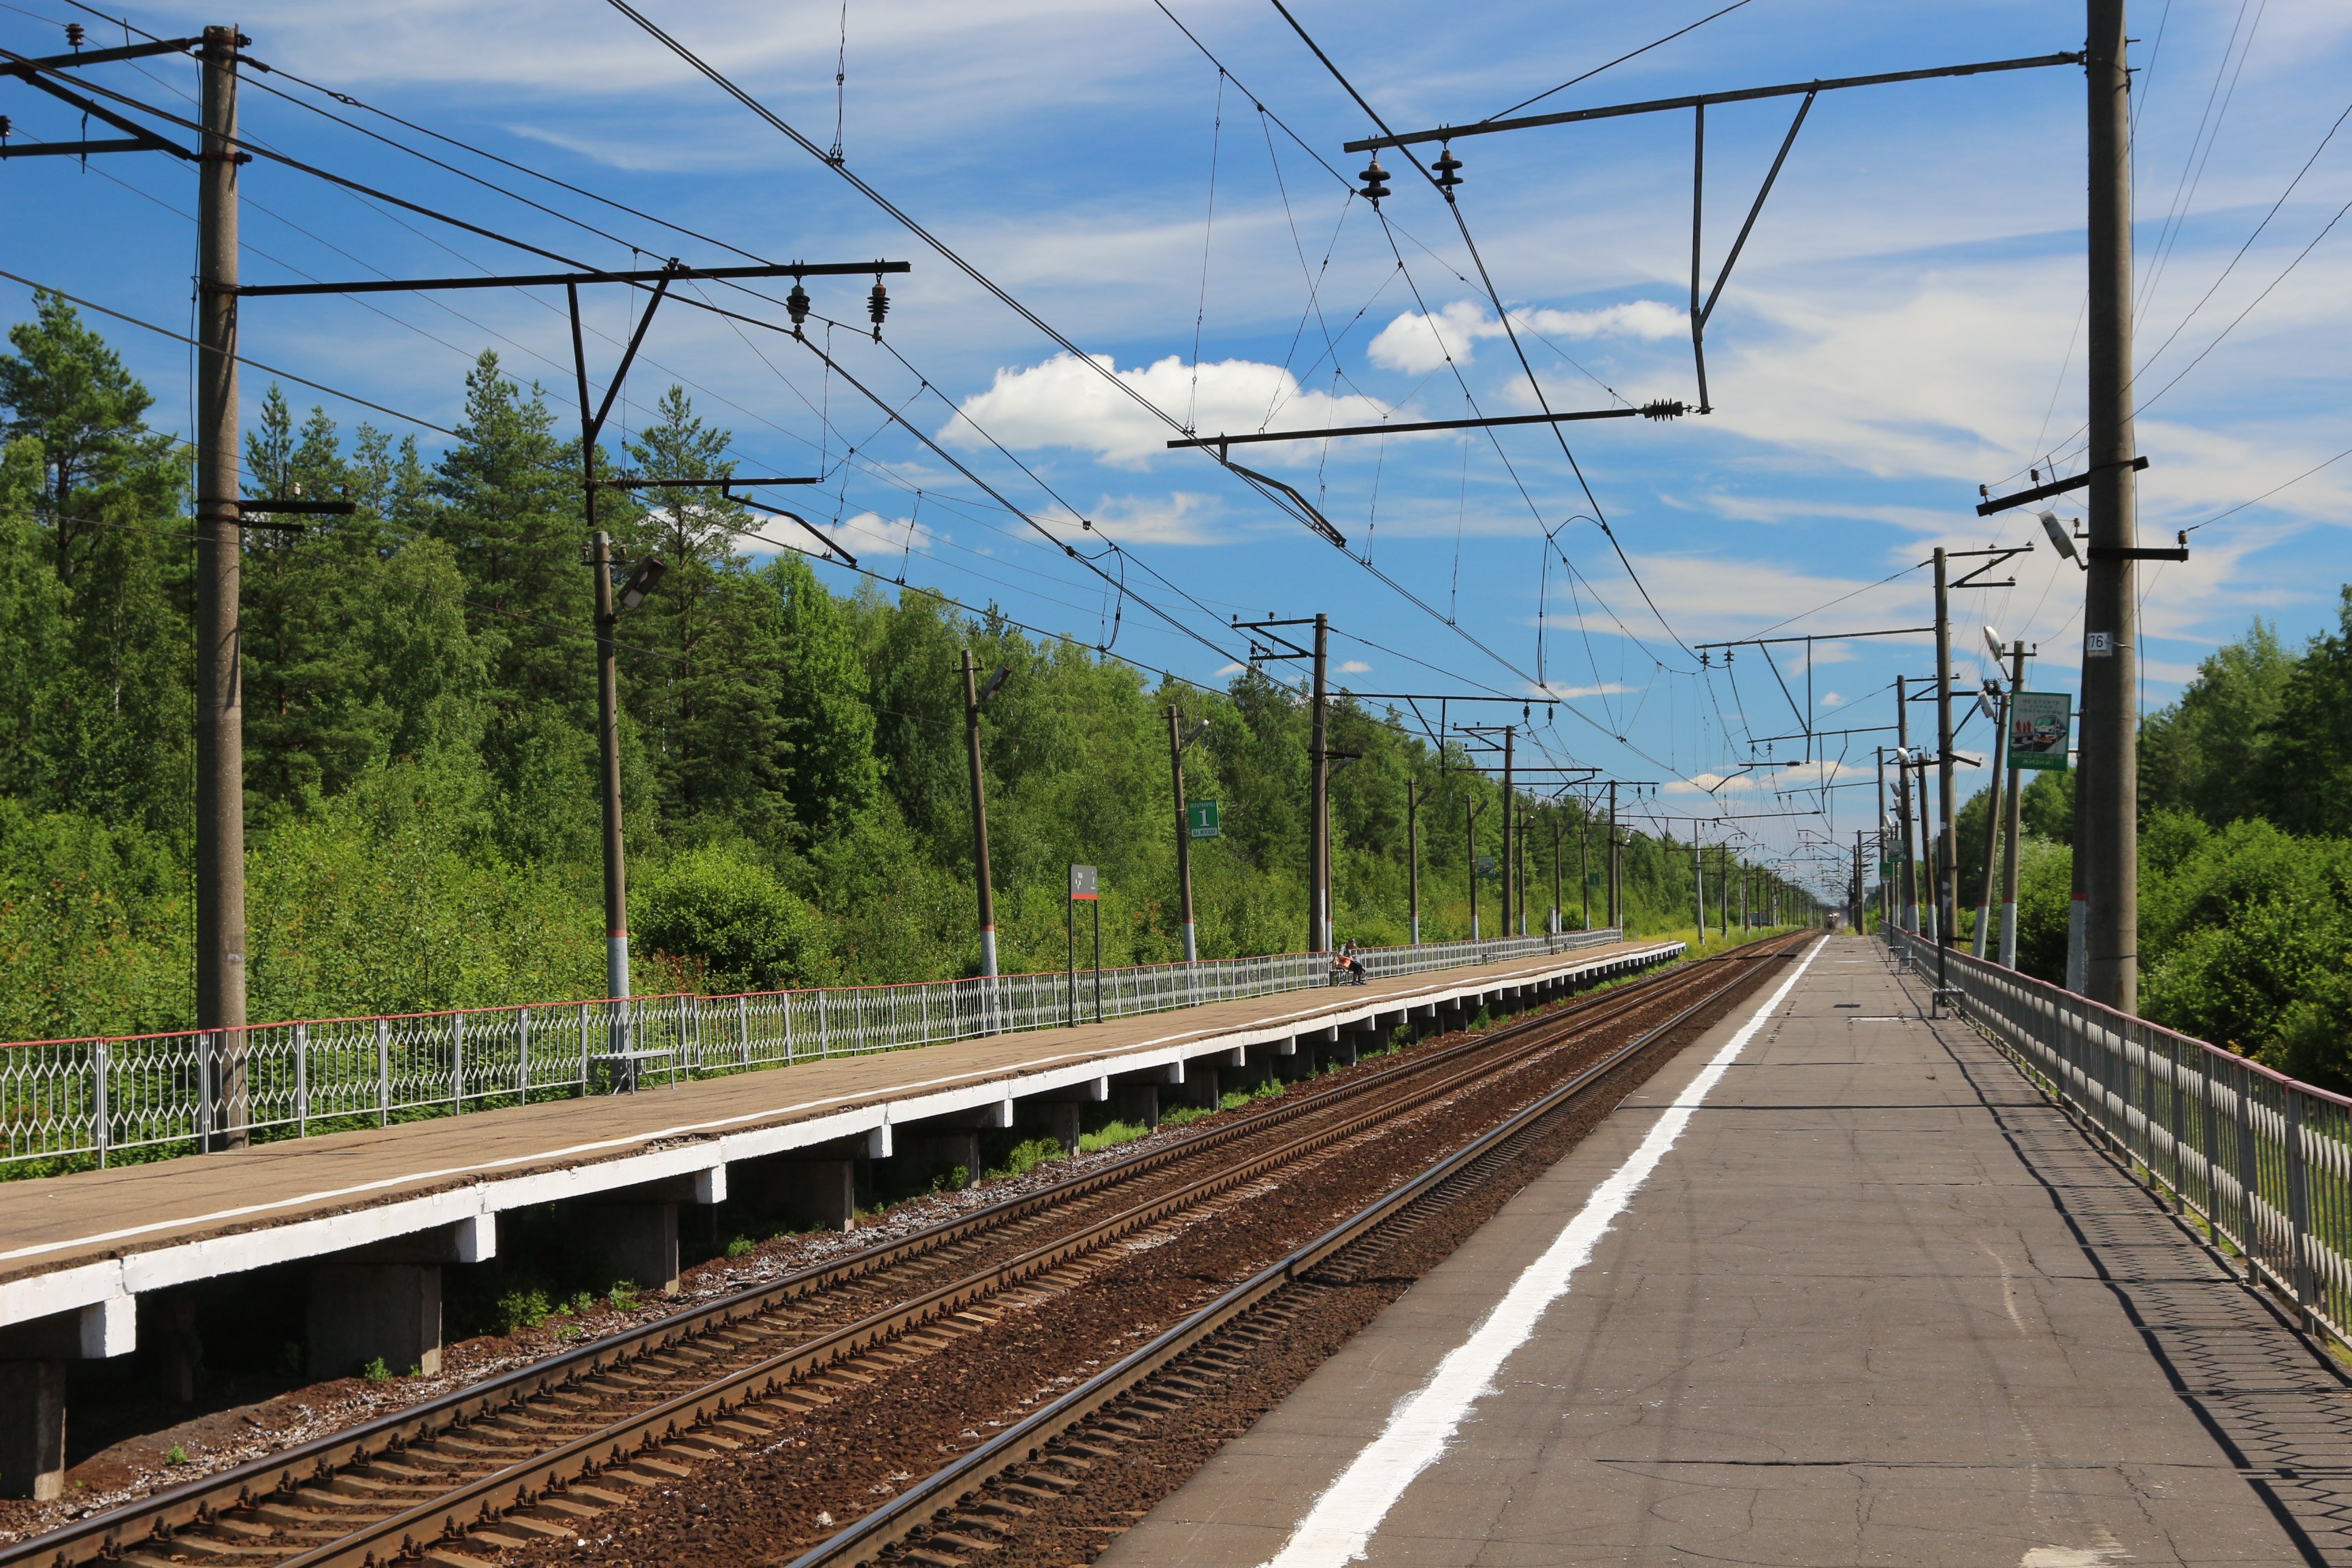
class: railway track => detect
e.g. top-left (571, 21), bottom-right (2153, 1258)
top-left (7, 935), bottom-right (1802, 1568)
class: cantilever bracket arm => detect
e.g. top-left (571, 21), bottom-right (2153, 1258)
top-left (3, 67), bottom-right (196, 159)
top-left (1688, 91), bottom-right (1814, 414)
top-left (1950, 544), bottom-right (2031, 590)
top-left (1217, 458), bottom-right (1348, 550)
top-left (585, 268), bottom-right (675, 450)
top-left (736, 497), bottom-right (860, 568)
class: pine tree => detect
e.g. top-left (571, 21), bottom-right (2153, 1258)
top-left (0, 291), bottom-right (179, 586)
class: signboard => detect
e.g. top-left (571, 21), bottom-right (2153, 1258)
top-left (1068, 864), bottom-right (1098, 900)
top-left (2008, 692), bottom-right (2072, 771)
top-left (1187, 799), bottom-right (1220, 839)
top-left (1475, 855), bottom-right (1498, 879)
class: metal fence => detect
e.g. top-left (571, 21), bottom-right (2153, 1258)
top-left (1, 928), bottom-right (1631, 1174)
top-left (1890, 929), bottom-right (2352, 1353)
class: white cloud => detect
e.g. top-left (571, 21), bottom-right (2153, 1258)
top-left (751, 508), bottom-right (934, 564)
top-left (943, 353), bottom-right (1389, 468)
top-left (1367, 299), bottom-right (1682, 374)
top-left (1337, 659), bottom-right (1373, 674)
top-left (1529, 681), bottom-right (1633, 699)
top-left (1038, 491), bottom-right (1226, 546)
top-left (1215, 662), bottom-right (1247, 677)
top-left (1820, 691), bottom-right (1845, 708)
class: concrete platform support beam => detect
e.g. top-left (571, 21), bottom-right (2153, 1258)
top-left (1171, 1067), bottom-right (1220, 1111)
top-left (905, 1131), bottom-right (982, 1189)
top-left (740, 1159), bottom-right (856, 1233)
top-left (1109, 1082), bottom-right (1160, 1130)
top-left (307, 1263), bottom-right (442, 1380)
top-left (1264, 1038), bottom-right (1317, 1084)
top-left (576, 1202), bottom-right (681, 1294)
top-left (1319, 1031), bottom-right (1360, 1072)
top-left (0, 1359), bottom-right (65, 1500)
top-left (148, 1288), bottom-right (199, 1403)
top-left (1017, 1100), bottom-right (1082, 1154)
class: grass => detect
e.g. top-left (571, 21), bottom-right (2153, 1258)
top-left (988, 1136), bottom-right (1068, 1180)
top-left (1077, 1119), bottom-right (1150, 1154)
top-left (493, 1288), bottom-right (553, 1333)
top-left (359, 1357), bottom-right (392, 1383)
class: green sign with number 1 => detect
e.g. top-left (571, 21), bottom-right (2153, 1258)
top-left (1188, 799), bottom-right (1220, 838)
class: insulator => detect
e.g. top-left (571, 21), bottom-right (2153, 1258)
top-left (64, 21), bottom-right (84, 48)
top-left (1357, 158), bottom-right (1390, 206)
top-left (1433, 147), bottom-right (1463, 191)
top-left (785, 282), bottom-right (811, 333)
top-left (0, 117), bottom-right (10, 140)
top-left (867, 280), bottom-right (889, 340)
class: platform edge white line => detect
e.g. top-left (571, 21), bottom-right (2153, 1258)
top-left (1256, 936), bottom-right (1827, 1568)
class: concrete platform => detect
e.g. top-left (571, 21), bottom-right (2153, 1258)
top-left (0, 939), bottom-right (1674, 1343)
top-left (1105, 935), bottom-right (2352, 1567)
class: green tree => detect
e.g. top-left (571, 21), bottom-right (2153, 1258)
top-left (2140, 618), bottom-right (2293, 825)
top-left (2255, 589), bottom-right (2352, 838)
top-left (0, 291), bottom-right (178, 585)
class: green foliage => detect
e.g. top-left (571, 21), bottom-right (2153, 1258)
top-left (724, 1236), bottom-right (755, 1259)
top-left (493, 1288), bottom-right (553, 1333)
top-left (2140, 619), bottom-right (2293, 825)
top-left (0, 308), bottom-right (1814, 1043)
top-left (2138, 816), bottom-right (2352, 1083)
top-left (1076, 1119), bottom-right (1151, 1154)
top-left (990, 1137), bottom-right (1068, 1179)
top-left (606, 1281), bottom-right (639, 1311)
top-left (359, 1357), bottom-right (392, 1383)
top-left (633, 845), bottom-right (832, 992)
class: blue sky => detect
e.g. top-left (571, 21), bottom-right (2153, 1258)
top-left (6, 0), bottom-right (2349, 896)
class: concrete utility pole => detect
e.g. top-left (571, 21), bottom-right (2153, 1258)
top-left (1499, 727), bottom-right (1516, 939)
top-left (1466, 798), bottom-right (1482, 941)
top-left (1166, 706), bottom-right (1198, 964)
top-left (1998, 642), bottom-right (2031, 967)
top-left (1307, 612), bottom-right (1330, 953)
top-left (194, 24), bottom-right (248, 1147)
top-left (1407, 779), bottom-right (1423, 943)
top-left (1972, 644), bottom-right (2027, 960)
top-left (1551, 814), bottom-right (1563, 935)
top-left (1933, 549), bottom-right (1958, 990)
top-left (1693, 837), bottom-right (1707, 949)
top-left (1893, 677), bottom-right (1918, 934)
top-left (961, 651), bottom-right (1000, 977)
top-left (1578, 814), bottom-right (1590, 931)
top-left (2080, 0), bottom-right (2140, 1013)
top-left (591, 530), bottom-right (632, 1011)
top-left (1606, 782), bottom-right (1620, 930)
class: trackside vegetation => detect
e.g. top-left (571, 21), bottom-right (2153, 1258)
top-left (0, 294), bottom-right (1801, 1045)
top-left (1942, 607), bottom-right (2352, 1088)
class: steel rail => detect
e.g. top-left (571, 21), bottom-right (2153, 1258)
top-left (4, 944), bottom-right (1717, 1567)
top-left (789, 932), bottom-right (1813, 1567)
top-left (242, 948), bottom-right (1764, 1568)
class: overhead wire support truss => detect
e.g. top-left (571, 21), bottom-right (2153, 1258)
top-left (1342, 49), bottom-right (2082, 414)
top-left (1341, 52), bottom-right (2088, 151)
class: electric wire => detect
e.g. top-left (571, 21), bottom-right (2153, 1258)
top-left (1484, 0), bottom-right (1755, 122)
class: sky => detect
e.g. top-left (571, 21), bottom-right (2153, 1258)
top-left (5, 0), bottom-right (2349, 898)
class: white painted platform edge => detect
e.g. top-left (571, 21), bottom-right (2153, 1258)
top-left (0, 941), bottom-right (1684, 1345)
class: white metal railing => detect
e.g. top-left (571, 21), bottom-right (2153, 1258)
top-left (1890, 928), bottom-right (2352, 1352)
top-left (1, 929), bottom-right (1634, 1174)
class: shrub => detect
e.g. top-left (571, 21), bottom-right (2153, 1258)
top-left (1077, 1120), bottom-right (1149, 1154)
top-left (991, 1137), bottom-right (1066, 1179)
top-left (634, 846), bottom-right (832, 993)
top-left (493, 1288), bottom-right (552, 1333)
